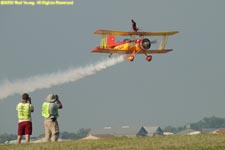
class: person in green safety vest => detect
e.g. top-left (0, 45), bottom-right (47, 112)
top-left (16, 93), bottom-right (34, 144)
top-left (42, 94), bottom-right (63, 142)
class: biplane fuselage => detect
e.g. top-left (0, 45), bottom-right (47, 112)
top-left (92, 37), bottom-right (151, 53)
top-left (92, 30), bottom-right (179, 61)
top-left (113, 40), bottom-right (139, 52)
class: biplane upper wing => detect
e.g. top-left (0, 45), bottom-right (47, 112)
top-left (94, 30), bottom-right (179, 36)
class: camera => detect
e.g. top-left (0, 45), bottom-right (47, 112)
top-left (28, 96), bottom-right (31, 103)
top-left (50, 115), bottom-right (56, 121)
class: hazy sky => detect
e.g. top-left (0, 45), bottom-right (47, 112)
top-left (0, 0), bottom-right (225, 136)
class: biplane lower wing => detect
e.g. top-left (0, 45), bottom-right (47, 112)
top-left (139, 49), bottom-right (173, 54)
top-left (92, 48), bottom-right (173, 54)
top-left (92, 48), bottom-right (133, 54)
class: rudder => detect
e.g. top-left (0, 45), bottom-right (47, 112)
top-left (107, 35), bottom-right (116, 47)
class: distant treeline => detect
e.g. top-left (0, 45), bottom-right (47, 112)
top-left (0, 128), bottom-right (90, 143)
top-left (164, 116), bottom-right (225, 133)
top-left (0, 134), bottom-right (17, 143)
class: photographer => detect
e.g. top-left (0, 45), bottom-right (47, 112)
top-left (16, 93), bottom-right (34, 144)
top-left (42, 94), bottom-right (63, 142)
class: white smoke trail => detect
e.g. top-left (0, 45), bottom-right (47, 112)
top-left (0, 55), bottom-right (126, 100)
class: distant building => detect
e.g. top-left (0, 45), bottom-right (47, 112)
top-left (163, 132), bottom-right (174, 136)
top-left (137, 126), bottom-right (164, 137)
top-left (87, 126), bottom-right (163, 138)
top-left (176, 128), bottom-right (201, 135)
top-left (201, 128), bottom-right (218, 134)
top-left (81, 134), bottom-right (99, 140)
top-left (89, 126), bottom-right (140, 138)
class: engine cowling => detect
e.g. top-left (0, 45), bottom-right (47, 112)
top-left (140, 38), bottom-right (151, 50)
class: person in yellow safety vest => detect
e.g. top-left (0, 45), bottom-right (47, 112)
top-left (16, 93), bottom-right (34, 144)
top-left (42, 94), bottom-right (63, 142)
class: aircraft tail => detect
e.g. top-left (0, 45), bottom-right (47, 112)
top-left (107, 35), bottom-right (116, 47)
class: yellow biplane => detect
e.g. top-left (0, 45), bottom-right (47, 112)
top-left (91, 28), bottom-right (179, 62)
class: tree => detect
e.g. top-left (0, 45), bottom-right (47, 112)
top-left (164, 116), bottom-right (225, 133)
top-left (76, 128), bottom-right (91, 139)
top-left (60, 128), bottom-right (91, 140)
top-left (190, 116), bottom-right (225, 130)
top-left (0, 133), bottom-right (17, 143)
top-left (163, 125), bottom-right (186, 133)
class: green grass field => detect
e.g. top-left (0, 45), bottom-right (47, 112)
top-left (1, 134), bottom-right (225, 150)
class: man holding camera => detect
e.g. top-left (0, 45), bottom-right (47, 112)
top-left (16, 93), bottom-right (34, 144)
top-left (42, 94), bottom-right (63, 142)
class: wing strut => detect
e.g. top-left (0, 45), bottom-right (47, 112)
top-left (159, 36), bottom-right (168, 50)
top-left (100, 35), bottom-right (107, 48)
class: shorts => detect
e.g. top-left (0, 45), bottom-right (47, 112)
top-left (18, 121), bottom-right (32, 135)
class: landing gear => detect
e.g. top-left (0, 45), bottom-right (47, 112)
top-left (128, 55), bottom-right (152, 62)
top-left (146, 55), bottom-right (152, 62)
top-left (128, 55), bottom-right (135, 61)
